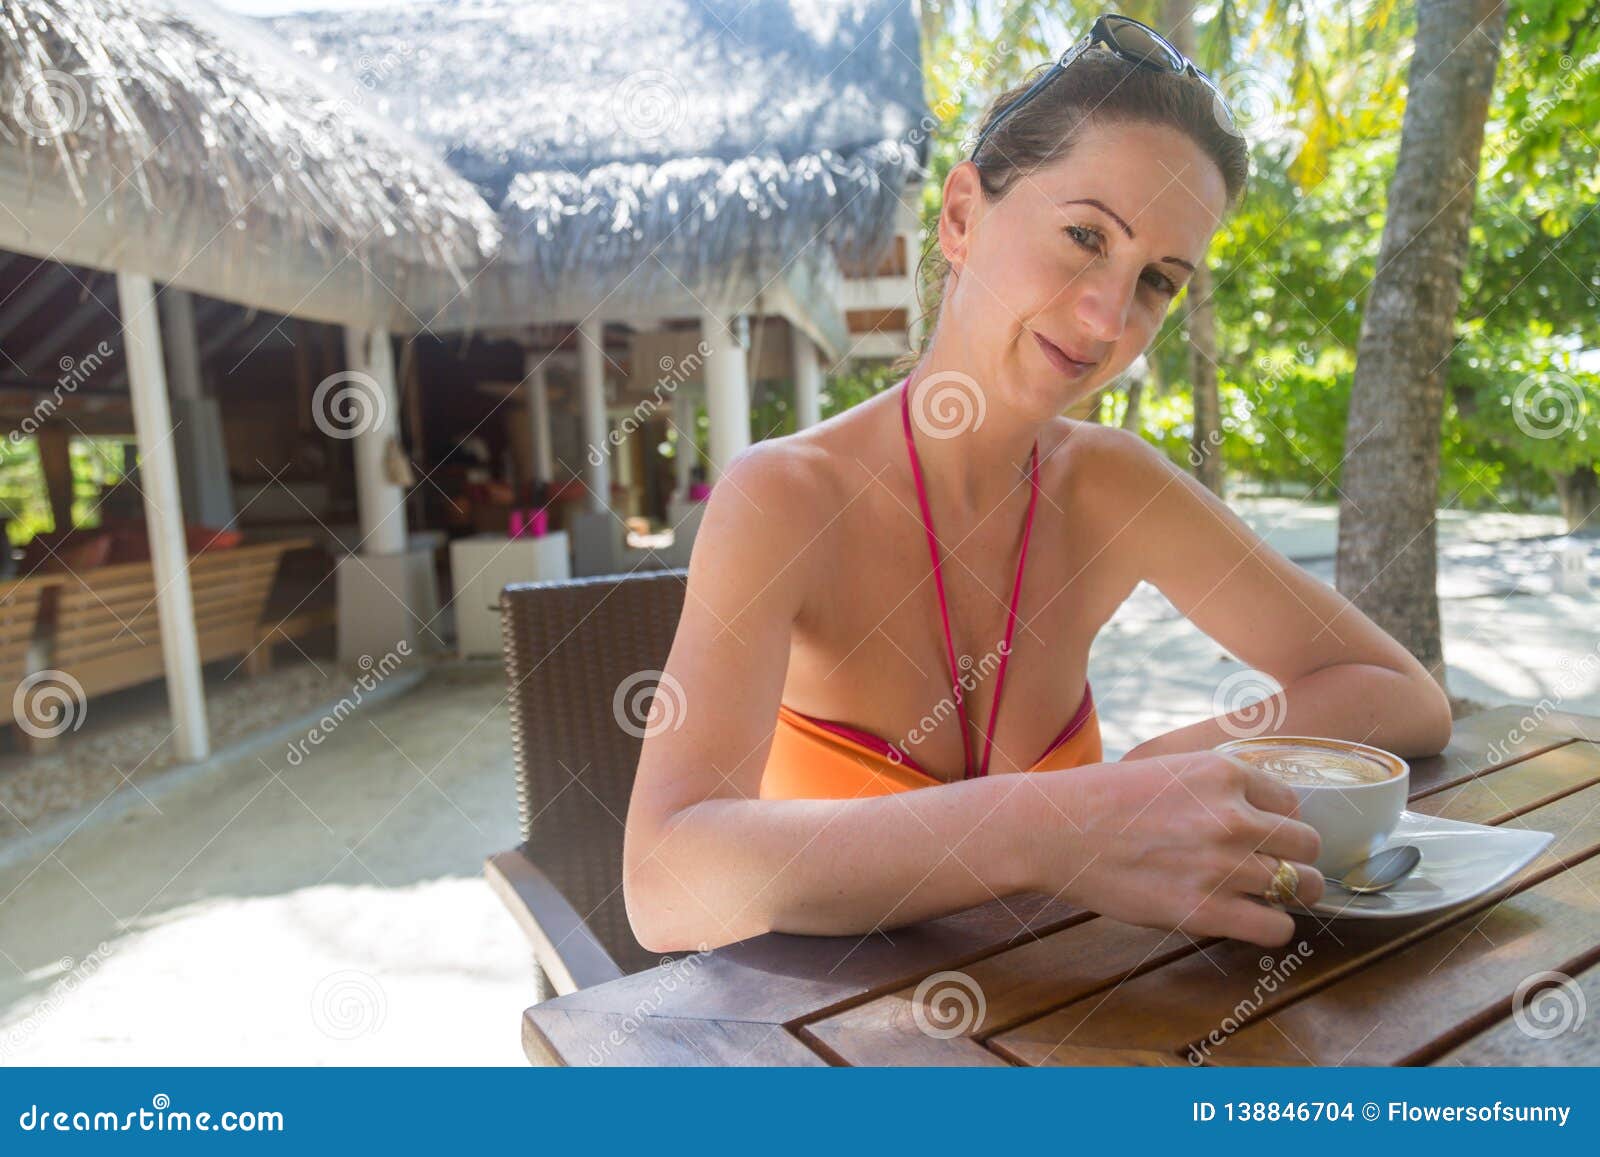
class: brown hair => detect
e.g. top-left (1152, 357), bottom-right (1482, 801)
top-left (895, 52), bottom-right (1250, 373)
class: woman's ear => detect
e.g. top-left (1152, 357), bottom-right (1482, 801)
top-left (938, 160), bottom-right (984, 274)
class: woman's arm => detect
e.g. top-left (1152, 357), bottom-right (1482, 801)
top-left (1086, 429), bottom-right (1453, 763)
top-left (623, 441), bottom-right (1322, 954)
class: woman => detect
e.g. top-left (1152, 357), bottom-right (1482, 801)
top-left (623, 16), bottom-right (1452, 953)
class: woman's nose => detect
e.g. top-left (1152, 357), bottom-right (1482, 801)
top-left (1072, 283), bottom-right (1132, 346)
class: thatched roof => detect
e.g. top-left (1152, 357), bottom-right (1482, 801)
top-left (270, 0), bottom-right (929, 346)
top-left (0, 0), bottom-right (502, 330)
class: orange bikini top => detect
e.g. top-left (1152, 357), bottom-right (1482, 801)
top-left (759, 375), bottom-right (1104, 800)
top-left (761, 686), bottom-right (1103, 799)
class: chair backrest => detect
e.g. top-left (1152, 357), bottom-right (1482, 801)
top-left (498, 569), bottom-right (688, 975)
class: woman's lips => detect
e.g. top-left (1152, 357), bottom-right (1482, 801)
top-left (1032, 331), bottom-right (1096, 379)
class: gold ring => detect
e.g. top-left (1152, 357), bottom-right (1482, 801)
top-left (1266, 858), bottom-right (1299, 906)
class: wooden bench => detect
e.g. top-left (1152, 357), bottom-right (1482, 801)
top-left (1, 574), bottom-right (63, 739)
top-left (5, 538), bottom-right (334, 750)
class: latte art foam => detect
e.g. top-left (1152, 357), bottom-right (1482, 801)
top-left (1228, 742), bottom-right (1397, 786)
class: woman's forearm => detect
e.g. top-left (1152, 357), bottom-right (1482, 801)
top-left (1123, 661), bottom-right (1452, 763)
top-left (622, 770), bottom-right (1061, 953)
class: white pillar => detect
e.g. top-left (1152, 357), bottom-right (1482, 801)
top-left (160, 288), bottom-right (235, 527)
top-left (578, 319), bottom-right (609, 512)
top-left (160, 288), bottom-right (203, 402)
top-left (118, 272), bottom-right (209, 763)
top-left (523, 350), bottom-right (555, 485)
top-left (343, 326), bottom-right (407, 555)
top-left (791, 326), bottom-right (822, 429)
top-left (700, 306), bottom-right (750, 480)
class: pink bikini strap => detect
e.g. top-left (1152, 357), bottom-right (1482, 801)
top-left (899, 377), bottom-right (1040, 779)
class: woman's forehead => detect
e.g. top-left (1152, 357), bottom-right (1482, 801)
top-left (1009, 121), bottom-right (1227, 247)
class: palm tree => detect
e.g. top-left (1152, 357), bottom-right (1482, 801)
top-left (1334, 0), bottom-right (1509, 690)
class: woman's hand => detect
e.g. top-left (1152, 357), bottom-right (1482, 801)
top-left (1018, 750), bottom-right (1324, 947)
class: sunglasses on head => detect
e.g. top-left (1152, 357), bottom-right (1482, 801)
top-left (970, 13), bottom-right (1237, 161)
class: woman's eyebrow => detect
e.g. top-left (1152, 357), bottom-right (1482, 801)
top-left (1059, 197), bottom-right (1196, 273)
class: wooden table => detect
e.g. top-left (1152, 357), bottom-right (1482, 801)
top-left (525, 705), bottom-right (1600, 1066)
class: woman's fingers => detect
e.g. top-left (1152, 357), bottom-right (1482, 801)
top-left (1252, 810), bottom-right (1322, 868)
top-left (1187, 895), bottom-right (1297, 947)
top-left (1237, 851), bottom-right (1325, 909)
top-left (1238, 764), bottom-right (1301, 819)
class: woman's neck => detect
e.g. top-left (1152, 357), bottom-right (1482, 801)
top-left (899, 350), bottom-right (1043, 517)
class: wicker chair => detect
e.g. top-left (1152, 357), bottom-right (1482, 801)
top-left (486, 568), bottom-right (689, 1001)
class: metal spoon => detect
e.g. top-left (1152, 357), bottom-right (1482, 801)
top-left (1325, 845), bottom-right (1422, 894)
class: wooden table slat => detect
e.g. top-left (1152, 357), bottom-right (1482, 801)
top-left (524, 1006), bottom-right (827, 1067)
top-left (1432, 960), bottom-right (1600, 1066)
top-left (988, 770), bottom-right (1600, 1067)
top-left (1206, 847), bottom-right (1600, 1066)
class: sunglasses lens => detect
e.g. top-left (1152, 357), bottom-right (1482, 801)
top-left (1101, 18), bottom-right (1184, 71)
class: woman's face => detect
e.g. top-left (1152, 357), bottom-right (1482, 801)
top-left (937, 117), bottom-right (1229, 417)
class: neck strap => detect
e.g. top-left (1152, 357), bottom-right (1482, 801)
top-left (899, 377), bottom-right (1040, 778)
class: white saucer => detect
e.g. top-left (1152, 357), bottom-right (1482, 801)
top-left (1295, 810), bottom-right (1553, 920)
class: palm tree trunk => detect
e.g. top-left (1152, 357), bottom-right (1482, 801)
top-left (1163, 2), bottom-right (1224, 496)
top-left (1335, 0), bottom-right (1508, 687)
top-left (1554, 466), bottom-right (1600, 535)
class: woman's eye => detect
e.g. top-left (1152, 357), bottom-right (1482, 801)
top-left (1065, 224), bottom-right (1101, 252)
top-left (1141, 269), bottom-right (1179, 297)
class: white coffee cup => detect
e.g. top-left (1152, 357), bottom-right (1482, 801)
top-left (1215, 735), bottom-right (1410, 876)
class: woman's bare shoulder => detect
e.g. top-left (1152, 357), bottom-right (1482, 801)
top-left (1041, 415), bottom-right (1189, 506)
